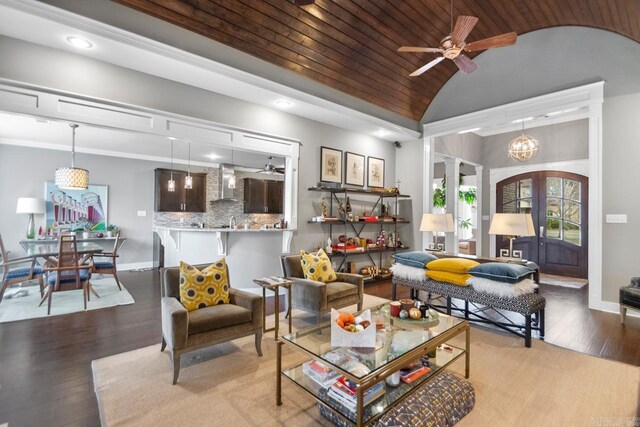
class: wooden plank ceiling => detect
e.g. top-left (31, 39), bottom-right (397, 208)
top-left (114, 0), bottom-right (640, 121)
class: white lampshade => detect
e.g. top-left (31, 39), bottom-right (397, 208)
top-left (55, 167), bottom-right (89, 190)
top-left (420, 213), bottom-right (455, 232)
top-left (16, 197), bottom-right (45, 214)
top-left (488, 213), bottom-right (535, 237)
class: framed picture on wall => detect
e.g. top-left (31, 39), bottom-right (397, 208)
top-left (320, 146), bottom-right (343, 184)
top-left (44, 181), bottom-right (109, 232)
top-left (367, 156), bottom-right (385, 188)
top-left (344, 152), bottom-right (365, 187)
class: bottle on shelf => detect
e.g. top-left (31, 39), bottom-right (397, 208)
top-left (346, 197), bottom-right (353, 221)
top-left (326, 237), bottom-right (333, 254)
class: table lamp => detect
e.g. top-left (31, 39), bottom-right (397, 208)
top-left (488, 213), bottom-right (535, 258)
top-left (16, 197), bottom-right (45, 239)
top-left (420, 213), bottom-right (455, 251)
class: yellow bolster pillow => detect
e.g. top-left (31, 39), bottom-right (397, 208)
top-left (426, 258), bottom-right (480, 274)
top-left (426, 270), bottom-right (471, 286)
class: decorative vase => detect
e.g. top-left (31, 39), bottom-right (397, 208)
top-left (82, 232), bottom-right (90, 239)
top-left (107, 231), bottom-right (113, 238)
top-left (26, 214), bottom-right (35, 239)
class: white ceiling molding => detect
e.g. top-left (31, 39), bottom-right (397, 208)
top-left (0, 0), bottom-right (420, 142)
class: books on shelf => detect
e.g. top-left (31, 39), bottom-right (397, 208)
top-left (326, 377), bottom-right (385, 412)
top-left (303, 360), bottom-right (341, 389)
top-left (399, 364), bottom-right (431, 384)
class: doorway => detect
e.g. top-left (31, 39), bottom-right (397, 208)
top-left (496, 171), bottom-right (588, 278)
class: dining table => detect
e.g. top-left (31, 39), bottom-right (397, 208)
top-left (20, 240), bottom-right (104, 266)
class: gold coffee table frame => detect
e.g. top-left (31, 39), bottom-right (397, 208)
top-left (253, 277), bottom-right (293, 339)
top-left (276, 306), bottom-right (470, 427)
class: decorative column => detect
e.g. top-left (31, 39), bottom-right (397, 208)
top-left (444, 158), bottom-right (460, 254)
top-left (474, 165), bottom-right (483, 257)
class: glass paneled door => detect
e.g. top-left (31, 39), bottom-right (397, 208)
top-left (496, 171), bottom-right (588, 278)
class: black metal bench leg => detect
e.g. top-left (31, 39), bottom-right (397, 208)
top-left (525, 314), bottom-right (532, 348)
top-left (392, 283), bottom-right (397, 301)
top-left (447, 297), bottom-right (452, 315)
top-left (464, 300), bottom-right (469, 319)
top-left (539, 309), bottom-right (545, 340)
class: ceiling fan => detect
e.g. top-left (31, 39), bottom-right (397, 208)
top-left (398, 1), bottom-right (517, 77)
top-left (255, 156), bottom-right (285, 175)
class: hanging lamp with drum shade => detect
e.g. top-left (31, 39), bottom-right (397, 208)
top-left (55, 124), bottom-right (89, 190)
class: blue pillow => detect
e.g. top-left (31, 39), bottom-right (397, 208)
top-left (468, 262), bottom-right (534, 284)
top-left (393, 251), bottom-right (438, 269)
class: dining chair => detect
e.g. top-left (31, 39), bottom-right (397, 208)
top-left (41, 234), bottom-right (95, 315)
top-left (92, 233), bottom-right (124, 290)
top-left (0, 233), bottom-right (44, 303)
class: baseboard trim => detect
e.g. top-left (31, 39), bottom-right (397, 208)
top-left (599, 301), bottom-right (640, 318)
top-left (118, 262), bottom-right (155, 271)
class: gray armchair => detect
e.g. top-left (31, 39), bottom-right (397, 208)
top-left (620, 277), bottom-right (640, 324)
top-left (280, 254), bottom-right (364, 324)
top-left (161, 264), bottom-right (263, 384)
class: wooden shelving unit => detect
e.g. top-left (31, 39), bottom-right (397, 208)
top-left (307, 186), bottom-right (411, 280)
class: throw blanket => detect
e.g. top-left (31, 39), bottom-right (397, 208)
top-left (390, 263), bottom-right (538, 298)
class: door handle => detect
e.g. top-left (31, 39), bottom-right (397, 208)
top-left (539, 226), bottom-right (544, 236)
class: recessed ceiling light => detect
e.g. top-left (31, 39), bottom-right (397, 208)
top-left (545, 110), bottom-right (564, 117)
top-left (167, 137), bottom-right (177, 141)
top-left (206, 154), bottom-right (220, 160)
top-left (458, 127), bottom-right (481, 134)
top-left (375, 129), bottom-right (390, 137)
top-left (274, 99), bottom-right (292, 108)
top-left (511, 117), bottom-right (534, 124)
top-left (66, 36), bottom-right (94, 49)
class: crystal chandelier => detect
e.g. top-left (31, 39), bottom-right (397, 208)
top-left (55, 124), bottom-right (89, 190)
top-left (508, 122), bottom-right (539, 162)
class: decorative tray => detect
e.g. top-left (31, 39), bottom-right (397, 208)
top-left (380, 303), bottom-right (440, 328)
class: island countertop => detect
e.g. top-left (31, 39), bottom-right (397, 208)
top-left (152, 225), bottom-right (291, 233)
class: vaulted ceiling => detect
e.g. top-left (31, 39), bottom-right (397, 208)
top-left (114, 0), bottom-right (640, 121)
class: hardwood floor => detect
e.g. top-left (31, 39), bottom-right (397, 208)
top-left (0, 270), bottom-right (638, 426)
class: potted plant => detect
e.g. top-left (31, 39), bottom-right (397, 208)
top-left (106, 224), bottom-right (118, 238)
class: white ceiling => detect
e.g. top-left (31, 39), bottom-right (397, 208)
top-left (0, 111), bottom-right (283, 169)
top-left (0, 0), bottom-right (421, 142)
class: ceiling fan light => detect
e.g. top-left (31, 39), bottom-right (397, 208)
top-left (508, 134), bottom-right (539, 162)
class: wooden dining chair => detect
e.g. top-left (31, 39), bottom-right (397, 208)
top-left (92, 233), bottom-right (124, 290)
top-left (0, 233), bottom-right (44, 303)
top-left (41, 235), bottom-right (95, 315)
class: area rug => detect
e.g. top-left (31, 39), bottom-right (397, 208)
top-left (0, 277), bottom-right (134, 323)
top-left (92, 295), bottom-right (639, 427)
top-left (539, 273), bottom-right (588, 289)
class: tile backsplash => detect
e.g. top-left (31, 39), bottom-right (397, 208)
top-left (153, 168), bottom-right (283, 228)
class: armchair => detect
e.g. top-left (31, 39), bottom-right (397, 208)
top-left (620, 277), bottom-right (640, 324)
top-left (161, 264), bottom-right (263, 384)
top-left (280, 254), bottom-right (364, 324)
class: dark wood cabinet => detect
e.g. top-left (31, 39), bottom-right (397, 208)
top-left (155, 168), bottom-right (207, 212)
top-left (243, 178), bottom-right (283, 214)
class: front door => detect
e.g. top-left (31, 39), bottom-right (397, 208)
top-left (496, 171), bottom-right (588, 278)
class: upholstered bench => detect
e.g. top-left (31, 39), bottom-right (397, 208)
top-left (393, 277), bottom-right (545, 347)
top-left (318, 371), bottom-right (475, 426)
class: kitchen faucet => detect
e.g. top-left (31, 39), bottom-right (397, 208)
top-left (229, 216), bottom-right (236, 229)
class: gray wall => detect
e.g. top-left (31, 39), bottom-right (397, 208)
top-left (0, 36), bottom-right (401, 274)
top-left (434, 133), bottom-right (483, 165)
top-left (423, 26), bottom-right (640, 304)
top-left (0, 144), bottom-right (173, 265)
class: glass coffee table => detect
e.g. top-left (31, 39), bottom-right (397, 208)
top-left (276, 303), bottom-right (470, 427)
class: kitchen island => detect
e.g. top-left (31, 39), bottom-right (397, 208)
top-left (153, 225), bottom-right (295, 289)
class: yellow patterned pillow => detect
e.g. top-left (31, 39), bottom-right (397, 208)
top-left (426, 270), bottom-right (471, 286)
top-left (179, 259), bottom-right (230, 311)
top-left (300, 249), bottom-right (337, 283)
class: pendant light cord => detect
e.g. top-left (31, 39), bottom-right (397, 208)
top-left (70, 123), bottom-right (79, 168)
top-left (170, 140), bottom-right (174, 180)
top-left (187, 142), bottom-right (191, 175)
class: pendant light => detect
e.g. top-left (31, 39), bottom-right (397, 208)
top-left (55, 124), bottom-right (89, 190)
top-left (228, 149), bottom-right (236, 189)
top-left (184, 141), bottom-right (193, 189)
top-left (508, 121), bottom-right (539, 162)
top-left (168, 139), bottom-right (176, 192)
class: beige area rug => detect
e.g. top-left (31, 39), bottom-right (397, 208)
top-left (539, 273), bottom-right (588, 289)
top-left (92, 295), bottom-right (639, 427)
top-left (0, 277), bottom-right (134, 323)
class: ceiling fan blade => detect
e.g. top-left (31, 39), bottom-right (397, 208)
top-left (465, 32), bottom-right (517, 52)
top-left (409, 56), bottom-right (445, 77)
top-left (451, 15), bottom-right (479, 45)
top-left (398, 46), bottom-right (442, 53)
top-left (453, 53), bottom-right (478, 74)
